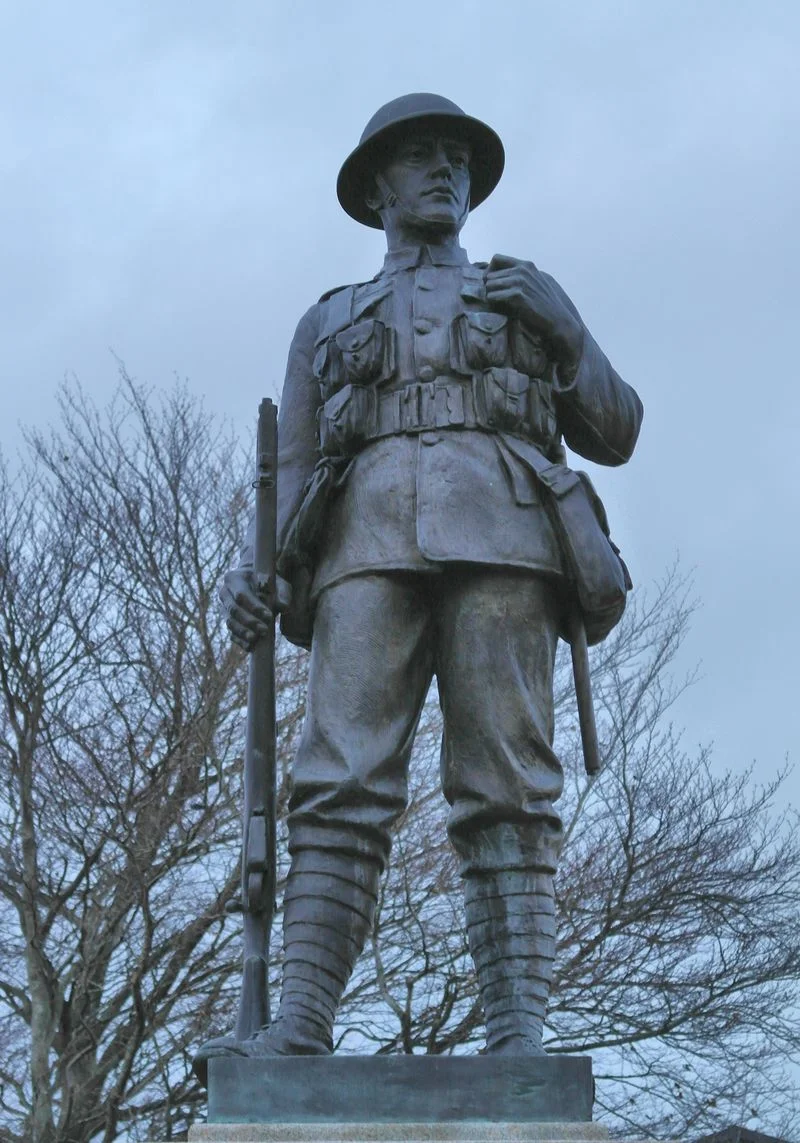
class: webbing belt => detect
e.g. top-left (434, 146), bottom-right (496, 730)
top-left (317, 374), bottom-right (556, 458)
top-left (372, 377), bottom-right (480, 438)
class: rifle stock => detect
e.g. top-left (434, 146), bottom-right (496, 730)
top-left (236, 398), bottom-right (278, 1041)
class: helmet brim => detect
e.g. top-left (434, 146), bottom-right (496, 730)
top-left (336, 110), bottom-right (505, 229)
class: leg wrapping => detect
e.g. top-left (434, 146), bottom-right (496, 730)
top-left (463, 870), bottom-right (556, 1053)
top-left (271, 848), bottom-right (381, 1049)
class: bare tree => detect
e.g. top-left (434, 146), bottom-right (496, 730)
top-left (0, 375), bottom-right (308, 1143)
top-left (2, 377), bottom-right (798, 1142)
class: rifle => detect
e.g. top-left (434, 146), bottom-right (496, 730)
top-left (234, 398), bottom-right (278, 1040)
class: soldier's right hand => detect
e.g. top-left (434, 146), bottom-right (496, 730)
top-left (219, 570), bottom-right (291, 651)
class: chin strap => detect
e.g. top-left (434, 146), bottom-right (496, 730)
top-left (374, 173), bottom-right (470, 233)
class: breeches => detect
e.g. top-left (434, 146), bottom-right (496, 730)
top-left (288, 567), bottom-right (564, 876)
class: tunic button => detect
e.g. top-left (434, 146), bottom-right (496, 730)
top-left (418, 365), bottom-right (435, 382)
top-left (421, 432), bottom-right (440, 446)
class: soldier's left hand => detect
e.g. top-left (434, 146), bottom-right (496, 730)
top-left (486, 254), bottom-right (584, 371)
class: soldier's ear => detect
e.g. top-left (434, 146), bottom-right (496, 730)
top-left (365, 173), bottom-right (397, 214)
top-left (364, 179), bottom-right (382, 213)
top-left (365, 176), bottom-right (384, 214)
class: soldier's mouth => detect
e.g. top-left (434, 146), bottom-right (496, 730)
top-left (423, 186), bottom-right (457, 200)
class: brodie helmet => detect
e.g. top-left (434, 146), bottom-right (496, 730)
top-left (336, 92), bottom-right (505, 229)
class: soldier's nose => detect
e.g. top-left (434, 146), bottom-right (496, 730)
top-left (430, 148), bottom-right (453, 178)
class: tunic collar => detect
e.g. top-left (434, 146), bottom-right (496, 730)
top-left (380, 244), bottom-right (471, 274)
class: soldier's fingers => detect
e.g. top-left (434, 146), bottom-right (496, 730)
top-left (486, 277), bottom-right (548, 302)
top-left (488, 253), bottom-right (517, 271)
top-left (251, 573), bottom-right (275, 615)
top-left (221, 572), bottom-right (273, 618)
top-left (231, 587), bottom-right (273, 622)
top-left (227, 617), bottom-right (259, 648)
top-left (484, 285), bottom-right (532, 306)
top-left (484, 287), bottom-right (521, 308)
top-left (488, 253), bottom-right (539, 273)
top-left (486, 277), bottom-right (539, 303)
top-left (485, 266), bottom-right (523, 285)
top-left (486, 266), bottom-right (545, 292)
top-left (487, 287), bottom-right (552, 326)
top-left (228, 602), bottom-right (271, 633)
top-left (249, 595), bottom-right (274, 622)
top-left (220, 582), bottom-right (252, 615)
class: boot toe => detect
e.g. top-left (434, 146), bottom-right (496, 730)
top-left (193, 1019), bottom-right (331, 1086)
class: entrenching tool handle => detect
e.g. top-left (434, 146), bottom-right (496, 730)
top-left (567, 612), bottom-right (602, 777)
top-left (236, 398), bottom-right (278, 1041)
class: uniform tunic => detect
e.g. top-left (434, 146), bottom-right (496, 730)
top-left (261, 243), bottom-right (642, 873)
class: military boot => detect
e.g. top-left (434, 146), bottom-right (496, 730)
top-left (463, 868), bottom-right (556, 1055)
top-left (193, 849), bottom-right (380, 1083)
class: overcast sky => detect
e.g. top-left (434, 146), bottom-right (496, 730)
top-left (1, 0), bottom-right (798, 803)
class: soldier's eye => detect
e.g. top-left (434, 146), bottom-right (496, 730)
top-left (399, 143), bottom-right (430, 162)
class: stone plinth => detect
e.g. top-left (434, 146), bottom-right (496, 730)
top-left (188, 1124), bottom-right (608, 1142)
top-left (180, 1055), bottom-right (600, 1141)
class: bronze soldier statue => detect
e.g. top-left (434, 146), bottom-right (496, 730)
top-left (196, 93), bottom-right (642, 1074)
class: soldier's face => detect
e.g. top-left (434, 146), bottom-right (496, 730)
top-left (379, 134), bottom-right (471, 230)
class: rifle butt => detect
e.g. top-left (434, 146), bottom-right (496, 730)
top-left (236, 952), bottom-right (270, 1041)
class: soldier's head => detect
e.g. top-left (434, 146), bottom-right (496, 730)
top-left (337, 94), bottom-right (505, 241)
top-left (367, 132), bottom-right (473, 239)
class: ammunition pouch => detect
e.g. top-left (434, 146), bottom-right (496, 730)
top-left (314, 318), bottom-right (395, 399)
top-left (318, 371), bottom-right (558, 458)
